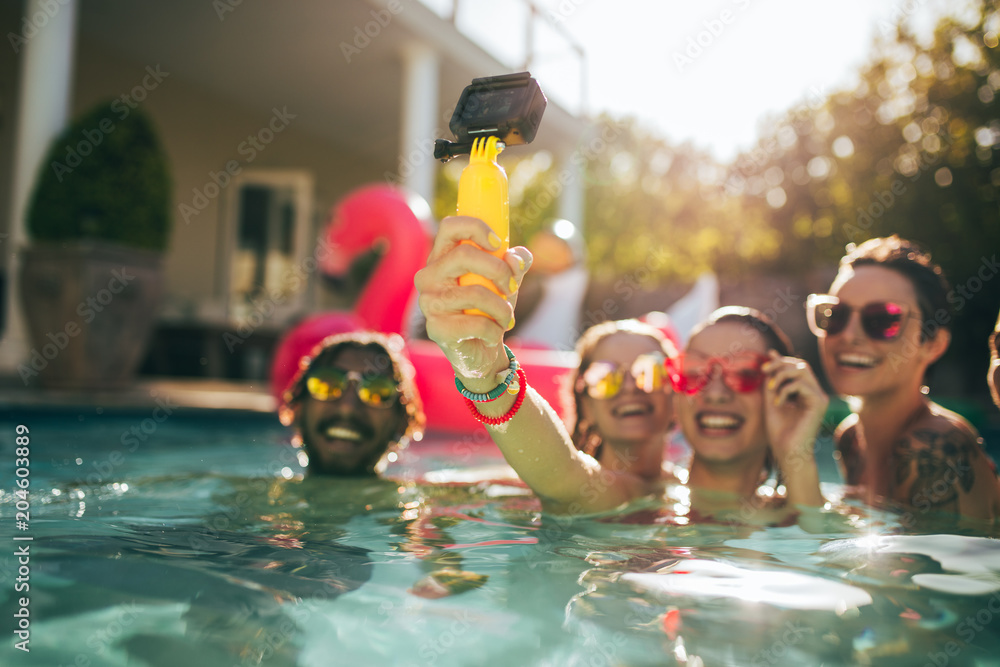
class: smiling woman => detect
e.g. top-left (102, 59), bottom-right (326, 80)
top-left (815, 236), bottom-right (1000, 521)
top-left (568, 320), bottom-right (677, 471)
top-left (674, 306), bottom-right (827, 511)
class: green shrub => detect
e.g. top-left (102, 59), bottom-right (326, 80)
top-left (26, 101), bottom-right (172, 251)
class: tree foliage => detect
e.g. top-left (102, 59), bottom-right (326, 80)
top-left (27, 101), bottom-right (172, 251)
top-left (727, 0), bottom-right (1000, 392)
top-left (433, 2), bottom-right (1000, 393)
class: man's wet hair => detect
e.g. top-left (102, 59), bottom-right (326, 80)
top-left (840, 235), bottom-right (952, 342)
top-left (279, 331), bottom-right (425, 448)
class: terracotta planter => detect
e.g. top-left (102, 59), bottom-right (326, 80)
top-left (18, 243), bottom-right (164, 389)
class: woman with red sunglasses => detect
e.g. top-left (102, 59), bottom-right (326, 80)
top-left (673, 307), bottom-right (827, 512)
top-left (810, 236), bottom-right (999, 521)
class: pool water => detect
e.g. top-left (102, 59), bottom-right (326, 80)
top-left (1, 408), bottom-right (999, 667)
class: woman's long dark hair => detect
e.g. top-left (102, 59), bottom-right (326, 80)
top-left (690, 306), bottom-right (793, 358)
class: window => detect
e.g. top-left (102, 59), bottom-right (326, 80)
top-left (222, 170), bottom-right (314, 323)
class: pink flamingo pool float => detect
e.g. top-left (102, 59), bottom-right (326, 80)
top-left (269, 184), bottom-right (576, 434)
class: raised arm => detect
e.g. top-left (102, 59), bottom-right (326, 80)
top-left (415, 216), bottom-right (645, 514)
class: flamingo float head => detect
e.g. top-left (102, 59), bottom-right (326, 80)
top-left (271, 185), bottom-right (434, 401)
top-left (320, 184), bottom-right (434, 277)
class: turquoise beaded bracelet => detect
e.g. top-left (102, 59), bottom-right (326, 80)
top-left (454, 345), bottom-right (520, 402)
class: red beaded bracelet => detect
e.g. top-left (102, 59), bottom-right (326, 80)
top-left (463, 368), bottom-right (526, 425)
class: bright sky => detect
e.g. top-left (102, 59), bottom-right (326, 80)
top-left (488, 0), bottom-right (968, 162)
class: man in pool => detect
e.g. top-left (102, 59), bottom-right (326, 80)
top-left (278, 331), bottom-right (425, 476)
top-left (808, 236), bottom-right (999, 520)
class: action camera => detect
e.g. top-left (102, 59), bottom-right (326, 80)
top-left (434, 72), bottom-right (547, 162)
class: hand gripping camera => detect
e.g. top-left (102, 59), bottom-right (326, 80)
top-left (435, 72), bottom-right (547, 317)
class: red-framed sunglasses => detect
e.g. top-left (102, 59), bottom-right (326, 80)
top-left (576, 353), bottom-right (670, 400)
top-left (806, 294), bottom-right (916, 341)
top-left (670, 352), bottom-right (769, 395)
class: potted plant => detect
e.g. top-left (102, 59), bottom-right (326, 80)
top-left (18, 101), bottom-right (172, 389)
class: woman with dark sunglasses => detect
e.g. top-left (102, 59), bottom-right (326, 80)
top-left (811, 236), bottom-right (999, 521)
top-left (674, 307), bottom-right (827, 511)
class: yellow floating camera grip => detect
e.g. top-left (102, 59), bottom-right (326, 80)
top-left (457, 136), bottom-right (509, 318)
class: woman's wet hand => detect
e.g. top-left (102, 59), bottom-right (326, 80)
top-left (415, 216), bottom-right (532, 385)
top-left (761, 350), bottom-right (829, 463)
